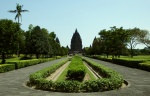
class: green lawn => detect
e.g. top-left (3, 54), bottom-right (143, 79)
top-left (100, 55), bottom-right (150, 61)
top-left (5, 57), bottom-right (21, 62)
top-left (119, 55), bottom-right (150, 61)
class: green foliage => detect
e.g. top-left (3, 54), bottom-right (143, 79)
top-left (67, 56), bottom-right (86, 81)
top-left (112, 58), bottom-right (143, 68)
top-left (29, 59), bottom-right (68, 85)
top-left (54, 81), bottom-right (81, 92)
top-left (0, 19), bottom-right (21, 63)
top-left (99, 26), bottom-right (129, 57)
top-left (88, 55), bottom-right (150, 72)
top-left (139, 61), bottom-right (150, 72)
top-left (91, 37), bottom-right (103, 55)
top-left (29, 26), bottom-right (50, 58)
top-left (7, 58), bottom-right (55, 69)
top-left (29, 57), bottom-right (123, 92)
top-left (82, 58), bottom-right (124, 92)
top-left (0, 64), bottom-right (15, 73)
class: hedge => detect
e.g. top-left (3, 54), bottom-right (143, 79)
top-left (28, 57), bottom-right (124, 92)
top-left (87, 55), bottom-right (150, 72)
top-left (29, 59), bottom-right (68, 85)
top-left (86, 55), bottom-right (112, 62)
top-left (7, 58), bottom-right (55, 69)
top-left (67, 56), bottom-right (86, 81)
top-left (82, 58), bottom-right (124, 92)
top-left (139, 61), bottom-right (150, 72)
top-left (112, 58), bottom-right (144, 68)
top-left (0, 64), bottom-right (15, 73)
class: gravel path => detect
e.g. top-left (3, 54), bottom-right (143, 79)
top-left (0, 57), bottom-right (150, 96)
top-left (46, 61), bottom-right (70, 81)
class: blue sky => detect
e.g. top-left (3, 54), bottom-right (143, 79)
top-left (0, 0), bottom-right (150, 49)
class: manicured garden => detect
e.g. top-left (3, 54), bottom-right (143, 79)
top-left (0, 56), bottom-right (62, 73)
top-left (87, 55), bottom-right (150, 72)
top-left (28, 55), bottom-right (124, 92)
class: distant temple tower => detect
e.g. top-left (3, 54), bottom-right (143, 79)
top-left (70, 29), bottom-right (82, 53)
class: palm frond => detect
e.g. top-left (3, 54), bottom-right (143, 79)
top-left (8, 10), bottom-right (17, 13)
top-left (21, 10), bottom-right (29, 12)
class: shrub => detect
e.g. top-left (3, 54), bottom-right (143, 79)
top-left (88, 55), bottom-right (150, 72)
top-left (54, 80), bottom-right (81, 92)
top-left (29, 59), bottom-right (68, 85)
top-left (7, 58), bottom-right (55, 69)
top-left (82, 58), bottom-right (124, 92)
top-left (67, 56), bottom-right (86, 81)
top-left (0, 64), bottom-right (15, 73)
top-left (28, 57), bottom-right (124, 92)
top-left (139, 61), bottom-right (150, 72)
top-left (112, 58), bottom-right (143, 68)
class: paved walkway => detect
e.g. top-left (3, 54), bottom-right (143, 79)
top-left (0, 57), bottom-right (150, 96)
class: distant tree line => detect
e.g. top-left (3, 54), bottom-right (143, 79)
top-left (0, 19), bottom-right (68, 64)
top-left (84, 26), bottom-right (150, 57)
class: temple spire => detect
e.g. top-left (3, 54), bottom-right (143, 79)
top-left (70, 29), bottom-right (82, 53)
top-left (75, 28), bottom-right (78, 33)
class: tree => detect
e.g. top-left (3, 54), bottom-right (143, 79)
top-left (0, 19), bottom-right (20, 63)
top-left (138, 30), bottom-right (150, 47)
top-left (24, 24), bottom-right (33, 56)
top-left (8, 3), bottom-right (29, 24)
top-left (48, 32), bottom-right (63, 56)
top-left (91, 37), bottom-right (102, 55)
top-left (127, 28), bottom-right (141, 57)
top-left (99, 29), bottom-right (112, 57)
top-left (29, 26), bottom-right (50, 59)
top-left (56, 37), bottom-right (60, 44)
top-left (8, 3), bottom-right (29, 57)
top-left (99, 26), bottom-right (129, 58)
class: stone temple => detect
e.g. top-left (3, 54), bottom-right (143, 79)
top-left (69, 29), bottom-right (82, 54)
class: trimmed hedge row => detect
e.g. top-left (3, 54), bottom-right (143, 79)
top-left (139, 61), bottom-right (150, 72)
top-left (7, 58), bottom-right (55, 69)
top-left (0, 64), bottom-right (15, 73)
top-left (28, 57), bottom-right (124, 92)
top-left (87, 55), bottom-right (150, 72)
top-left (29, 59), bottom-right (68, 85)
top-left (82, 58), bottom-right (124, 92)
top-left (0, 57), bottom-right (60, 73)
top-left (87, 55), bottom-right (112, 62)
top-left (67, 56), bottom-right (86, 81)
top-left (112, 58), bottom-right (144, 68)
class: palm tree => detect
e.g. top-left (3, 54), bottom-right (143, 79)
top-left (8, 3), bottom-right (29, 57)
top-left (8, 3), bottom-right (29, 24)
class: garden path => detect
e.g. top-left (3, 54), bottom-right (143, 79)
top-left (46, 61), bottom-right (70, 81)
top-left (0, 57), bottom-right (150, 96)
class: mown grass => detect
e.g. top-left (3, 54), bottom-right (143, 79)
top-left (5, 57), bottom-right (21, 62)
top-left (56, 64), bottom-right (69, 82)
top-left (120, 55), bottom-right (150, 60)
top-left (83, 62), bottom-right (97, 80)
top-left (99, 55), bottom-right (150, 61)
